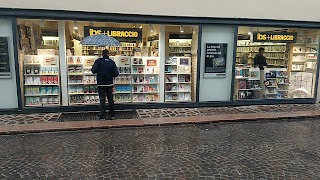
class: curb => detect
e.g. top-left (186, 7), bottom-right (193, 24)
top-left (0, 110), bottom-right (320, 135)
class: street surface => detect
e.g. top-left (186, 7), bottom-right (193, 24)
top-left (1, 119), bottom-right (320, 179)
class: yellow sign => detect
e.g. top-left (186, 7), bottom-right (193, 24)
top-left (253, 32), bottom-right (297, 43)
top-left (84, 26), bottom-right (142, 41)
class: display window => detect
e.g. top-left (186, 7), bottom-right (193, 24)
top-left (17, 19), bottom-right (198, 107)
top-left (17, 19), bottom-right (61, 107)
top-left (234, 27), bottom-right (319, 100)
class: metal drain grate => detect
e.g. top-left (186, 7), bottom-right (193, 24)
top-left (58, 110), bottom-right (139, 122)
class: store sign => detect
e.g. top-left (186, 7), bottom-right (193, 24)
top-left (204, 43), bottom-right (227, 78)
top-left (253, 32), bottom-right (297, 43)
top-left (0, 37), bottom-right (11, 78)
top-left (84, 26), bottom-right (142, 41)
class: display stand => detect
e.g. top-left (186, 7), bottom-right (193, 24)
top-left (165, 57), bottom-right (192, 102)
top-left (24, 55), bottom-right (60, 106)
top-left (264, 68), bottom-right (289, 99)
top-left (234, 67), bottom-right (262, 99)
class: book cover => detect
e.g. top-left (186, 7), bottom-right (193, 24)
top-left (40, 87), bottom-right (47, 94)
top-left (53, 97), bottom-right (59, 104)
top-left (84, 95), bottom-right (90, 103)
top-left (46, 87), bottom-right (53, 94)
top-left (166, 76), bottom-right (173, 83)
top-left (25, 77), bottom-right (33, 85)
top-left (52, 87), bottom-right (59, 94)
top-left (238, 80), bottom-right (247, 89)
top-left (26, 97), bottom-right (34, 105)
top-left (94, 96), bottom-right (99, 103)
top-left (33, 77), bottom-right (40, 85)
top-left (138, 95), bottom-right (144, 102)
top-left (133, 95), bottom-right (138, 102)
top-left (33, 87), bottom-right (40, 94)
top-left (184, 93), bottom-right (191, 101)
top-left (166, 84), bottom-right (173, 92)
top-left (144, 86), bottom-right (150, 92)
top-left (138, 67), bottom-right (144, 74)
top-left (178, 75), bottom-right (185, 82)
top-left (42, 97), bottom-right (48, 105)
top-left (47, 77), bottom-right (53, 84)
top-left (180, 58), bottom-right (189, 65)
top-left (138, 86), bottom-right (144, 92)
top-left (166, 94), bottom-right (173, 101)
top-left (147, 59), bottom-right (157, 66)
top-left (270, 70), bottom-right (277, 78)
top-left (26, 67), bottom-right (32, 74)
top-left (133, 67), bottom-right (138, 73)
top-left (185, 75), bottom-right (191, 82)
top-left (242, 69), bottom-right (249, 77)
top-left (25, 55), bottom-right (33, 64)
top-left (25, 87), bottom-right (33, 95)
top-left (172, 94), bottom-right (178, 100)
top-left (53, 76), bottom-right (59, 84)
top-left (179, 93), bottom-right (185, 101)
top-left (172, 85), bottom-right (177, 91)
top-left (68, 57), bottom-right (74, 64)
top-left (33, 97), bottom-right (40, 105)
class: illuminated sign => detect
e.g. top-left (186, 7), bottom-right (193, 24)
top-left (84, 26), bottom-right (142, 41)
top-left (253, 32), bottom-right (297, 43)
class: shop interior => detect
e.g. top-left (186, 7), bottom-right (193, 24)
top-left (235, 26), bottom-right (319, 100)
top-left (17, 19), bottom-right (198, 107)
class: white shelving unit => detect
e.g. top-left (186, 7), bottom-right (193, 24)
top-left (264, 68), bottom-right (289, 99)
top-left (23, 55), bottom-right (60, 107)
top-left (169, 39), bottom-right (192, 57)
top-left (82, 43), bottom-right (136, 56)
top-left (131, 57), bottom-right (160, 103)
top-left (164, 57), bottom-right (192, 102)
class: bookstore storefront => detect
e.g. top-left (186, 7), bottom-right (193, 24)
top-left (234, 27), bottom-right (320, 100)
top-left (17, 19), bottom-right (199, 108)
top-left (0, 9), bottom-right (320, 111)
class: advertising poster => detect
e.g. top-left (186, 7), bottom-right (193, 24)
top-left (0, 37), bottom-right (11, 78)
top-left (204, 43), bottom-right (227, 78)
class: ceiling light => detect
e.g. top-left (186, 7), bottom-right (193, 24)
top-left (180, 25), bottom-right (184, 33)
top-left (40, 19), bottom-right (45, 28)
top-left (150, 24), bottom-right (154, 33)
top-left (139, 25), bottom-right (143, 29)
top-left (248, 27), bottom-right (253, 35)
top-left (73, 21), bottom-right (78, 30)
top-left (133, 24), bottom-right (136, 28)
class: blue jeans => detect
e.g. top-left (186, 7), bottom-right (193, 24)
top-left (98, 86), bottom-right (115, 118)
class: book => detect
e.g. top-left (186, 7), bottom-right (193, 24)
top-left (41, 76), bottom-right (48, 84)
top-left (180, 58), bottom-right (189, 65)
top-left (33, 97), bottom-right (40, 105)
top-left (26, 67), bottom-right (32, 74)
top-left (46, 87), bottom-right (53, 94)
top-left (68, 57), bottom-right (74, 64)
top-left (47, 77), bottom-right (53, 84)
top-left (179, 93), bottom-right (185, 101)
top-left (25, 77), bottom-right (33, 85)
top-left (53, 97), bottom-right (59, 104)
top-left (26, 97), bottom-right (33, 105)
top-left (25, 87), bottom-right (33, 95)
top-left (178, 75), bottom-right (185, 82)
top-left (53, 77), bottom-right (59, 84)
top-left (42, 97), bottom-right (48, 105)
top-left (34, 77), bottom-right (41, 85)
top-left (166, 76), bottom-right (173, 83)
top-left (166, 84), bottom-right (173, 92)
top-left (33, 87), bottom-right (40, 94)
top-left (40, 87), bottom-right (47, 94)
top-left (52, 87), bottom-right (59, 94)
top-left (138, 67), bottom-right (144, 74)
top-left (25, 55), bottom-right (33, 64)
top-left (238, 80), bottom-right (247, 89)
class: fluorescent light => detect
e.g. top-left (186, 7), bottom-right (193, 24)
top-left (42, 36), bottom-right (59, 41)
top-left (133, 24), bottom-right (136, 28)
top-left (180, 25), bottom-right (184, 33)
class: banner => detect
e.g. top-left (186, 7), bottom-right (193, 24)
top-left (253, 32), bottom-right (297, 43)
top-left (204, 43), bottom-right (227, 78)
top-left (0, 37), bottom-right (11, 78)
top-left (84, 26), bottom-right (142, 41)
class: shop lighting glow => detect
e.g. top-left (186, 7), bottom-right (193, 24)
top-left (73, 21), bottom-right (78, 30)
top-left (40, 19), bottom-right (45, 28)
top-left (180, 25), bottom-right (184, 33)
top-left (139, 25), bottom-right (143, 29)
top-left (150, 24), bottom-right (154, 33)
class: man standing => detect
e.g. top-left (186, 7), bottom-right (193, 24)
top-left (254, 47), bottom-right (267, 70)
top-left (92, 50), bottom-right (119, 120)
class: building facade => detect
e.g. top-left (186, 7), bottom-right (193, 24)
top-left (0, 0), bottom-right (320, 112)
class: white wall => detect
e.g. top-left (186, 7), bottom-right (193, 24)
top-left (1, 0), bottom-right (320, 22)
top-left (0, 19), bottom-right (18, 109)
top-left (199, 26), bottom-right (235, 102)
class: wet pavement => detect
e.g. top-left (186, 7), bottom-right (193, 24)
top-left (1, 118), bottom-right (320, 179)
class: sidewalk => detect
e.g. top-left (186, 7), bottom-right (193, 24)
top-left (0, 104), bottom-right (320, 134)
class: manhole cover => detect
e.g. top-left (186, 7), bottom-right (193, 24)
top-left (58, 110), bottom-right (139, 122)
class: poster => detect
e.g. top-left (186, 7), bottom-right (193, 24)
top-left (0, 37), bottom-right (11, 78)
top-left (204, 43), bottom-right (227, 78)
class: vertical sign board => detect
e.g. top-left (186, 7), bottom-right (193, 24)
top-left (204, 43), bottom-right (227, 78)
top-left (0, 37), bottom-right (11, 78)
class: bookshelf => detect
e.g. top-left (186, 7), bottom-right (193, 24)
top-left (236, 40), bottom-right (288, 67)
top-left (264, 68), bottom-right (289, 99)
top-left (169, 39), bottom-right (192, 57)
top-left (23, 55), bottom-right (60, 107)
top-left (131, 57), bottom-right (160, 102)
top-left (234, 67), bottom-right (262, 99)
top-left (165, 57), bottom-right (192, 102)
top-left (82, 43), bottom-right (136, 56)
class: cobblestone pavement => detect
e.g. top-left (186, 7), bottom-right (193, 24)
top-left (0, 104), bottom-right (319, 125)
top-left (1, 118), bottom-right (320, 179)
